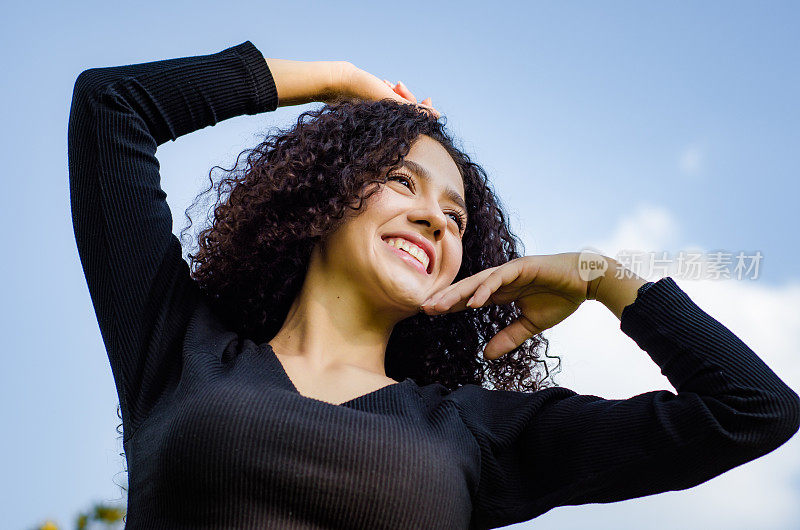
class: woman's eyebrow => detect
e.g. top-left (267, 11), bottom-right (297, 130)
top-left (399, 160), bottom-right (467, 212)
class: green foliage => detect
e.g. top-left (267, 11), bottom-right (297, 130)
top-left (31, 501), bottom-right (126, 530)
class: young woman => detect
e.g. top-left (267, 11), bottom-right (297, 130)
top-left (68, 40), bottom-right (799, 529)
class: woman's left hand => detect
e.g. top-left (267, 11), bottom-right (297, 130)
top-left (420, 253), bottom-right (592, 360)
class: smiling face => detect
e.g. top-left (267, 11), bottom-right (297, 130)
top-left (312, 134), bottom-right (467, 316)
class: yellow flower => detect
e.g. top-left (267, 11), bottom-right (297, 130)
top-left (94, 505), bottom-right (124, 522)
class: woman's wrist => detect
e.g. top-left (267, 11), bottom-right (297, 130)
top-left (265, 58), bottom-right (346, 107)
top-left (592, 257), bottom-right (649, 320)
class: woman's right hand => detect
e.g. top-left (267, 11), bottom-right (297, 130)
top-left (266, 58), bottom-right (440, 118)
top-left (328, 61), bottom-right (441, 118)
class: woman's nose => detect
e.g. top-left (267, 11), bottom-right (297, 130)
top-left (414, 201), bottom-right (447, 233)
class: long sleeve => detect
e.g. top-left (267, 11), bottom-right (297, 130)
top-left (67, 41), bottom-right (279, 442)
top-left (453, 276), bottom-right (800, 530)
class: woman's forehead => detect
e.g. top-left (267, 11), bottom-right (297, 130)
top-left (402, 136), bottom-right (465, 199)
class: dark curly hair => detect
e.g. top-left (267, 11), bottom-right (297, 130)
top-left (175, 97), bottom-right (561, 393)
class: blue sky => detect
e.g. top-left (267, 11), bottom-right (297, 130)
top-left (2, 1), bottom-right (799, 528)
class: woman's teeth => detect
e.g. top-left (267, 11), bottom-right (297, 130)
top-left (384, 237), bottom-right (430, 270)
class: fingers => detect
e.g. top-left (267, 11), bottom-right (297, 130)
top-left (435, 264), bottom-right (515, 312)
top-left (419, 260), bottom-right (544, 360)
top-left (421, 266), bottom-right (500, 313)
top-left (394, 81), bottom-right (418, 103)
top-left (383, 79), bottom-right (440, 118)
top-left (383, 79), bottom-right (418, 103)
top-left (468, 264), bottom-right (523, 308)
top-left (418, 104), bottom-right (441, 119)
top-left (483, 315), bottom-right (543, 360)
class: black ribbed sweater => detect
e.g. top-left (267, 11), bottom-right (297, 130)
top-left (67, 40), bottom-right (800, 529)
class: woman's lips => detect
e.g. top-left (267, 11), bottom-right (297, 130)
top-left (383, 240), bottom-right (429, 275)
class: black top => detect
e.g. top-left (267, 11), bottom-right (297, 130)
top-left (67, 40), bottom-right (800, 530)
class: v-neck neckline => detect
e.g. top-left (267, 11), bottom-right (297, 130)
top-left (264, 343), bottom-right (411, 407)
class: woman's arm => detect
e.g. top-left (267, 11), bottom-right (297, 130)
top-left (454, 276), bottom-right (800, 529)
top-left (265, 58), bottom-right (344, 107)
top-left (69, 40), bottom-right (437, 442)
top-left (69, 41), bottom-right (284, 441)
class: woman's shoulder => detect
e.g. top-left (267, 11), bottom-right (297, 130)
top-left (426, 381), bottom-right (576, 434)
top-left (183, 295), bottom-right (245, 362)
top-left (412, 378), bottom-right (574, 414)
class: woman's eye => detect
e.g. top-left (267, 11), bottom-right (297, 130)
top-left (447, 211), bottom-right (466, 231)
top-left (388, 175), bottom-right (413, 189)
top-left (389, 173), bottom-right (465, 232)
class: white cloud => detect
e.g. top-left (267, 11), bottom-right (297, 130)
top-left (584, 203), bottom-right (681, 261)
top-left (580, 204), bottom-right (763, 286)
top-left (508, 205), bottom-right (800, 529)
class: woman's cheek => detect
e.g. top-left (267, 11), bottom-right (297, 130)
top-left (442, 242), bottom-right (463, 281)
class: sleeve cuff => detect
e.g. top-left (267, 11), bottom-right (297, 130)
top-left (637, 281), bottom-right (656, 297)
top-left (227, 40), bottom-right (279, 113)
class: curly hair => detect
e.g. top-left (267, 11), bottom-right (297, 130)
top-left (175, 97), bottom-right (562, 393)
